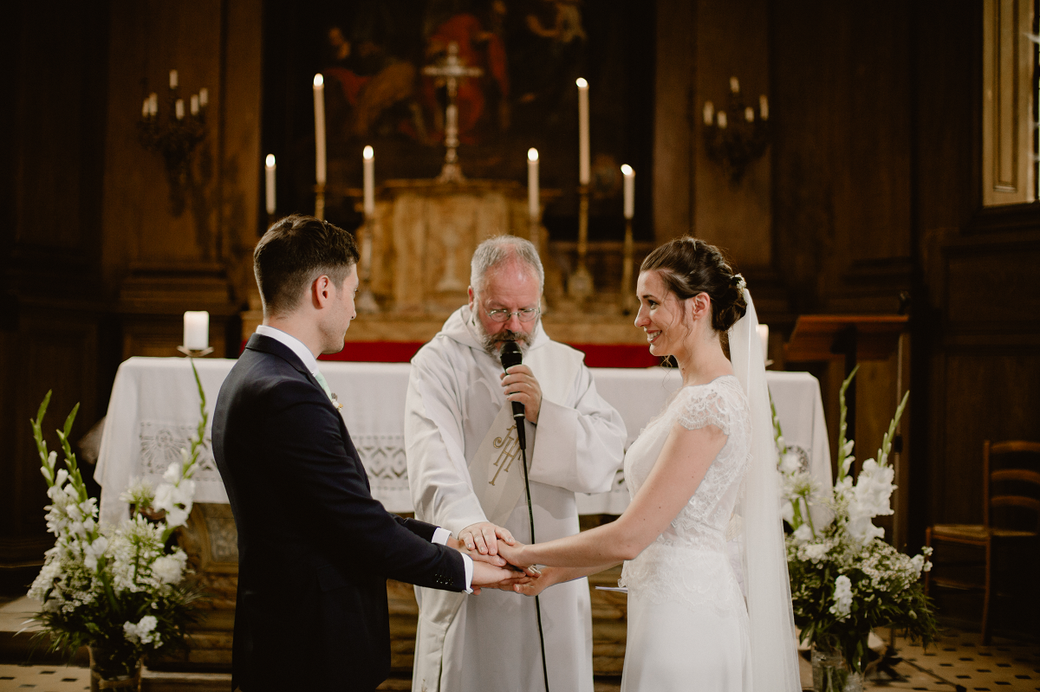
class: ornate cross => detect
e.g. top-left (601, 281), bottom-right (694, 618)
top-left (422, 42), bottom-right (483, 182)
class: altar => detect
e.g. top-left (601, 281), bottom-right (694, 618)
top-left (94, 357), bottom-right (831, 526)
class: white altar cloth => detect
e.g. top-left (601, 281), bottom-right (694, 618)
top-left (95, 358), bottom-right (830, 526)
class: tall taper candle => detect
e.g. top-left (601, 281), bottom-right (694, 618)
top-left (183, 311), bottom-right (209, 350)
top-left (313, 74), bottom-right (327, 185)
top-left (265, 154), bottom-right (276, 215)
top-left (527, 148), bottom-right (540, 220)
top-left (363, 145), bottom-right (375, 217)
top-left (621, 164), bottom-right (635, 219)
top-left (576, 78), bottom-right (590, 185)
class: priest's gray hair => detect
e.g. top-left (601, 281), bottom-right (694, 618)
top-left (470, 235), bottom-right (545, 294)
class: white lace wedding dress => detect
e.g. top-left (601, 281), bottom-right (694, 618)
top-left (618, 375), bottom-right (753, 691)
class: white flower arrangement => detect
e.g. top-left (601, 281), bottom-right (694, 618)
top-left (27, 362), bottom-right (207, 679)
top-left (777, 366), bottom-right (938, 675)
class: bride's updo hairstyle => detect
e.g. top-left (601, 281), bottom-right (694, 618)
top-left (640, 237), bottom-right (748, 333)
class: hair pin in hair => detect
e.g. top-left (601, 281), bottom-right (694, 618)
top-left (733, 274), bottom-right (747, 292)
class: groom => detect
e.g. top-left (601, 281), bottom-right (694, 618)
top-left (212, 215), bottom-right (516, 692)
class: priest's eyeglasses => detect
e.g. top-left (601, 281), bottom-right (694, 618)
top-left (485, 307), bottom-right (540, 323)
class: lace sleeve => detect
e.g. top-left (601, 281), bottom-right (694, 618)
top-left (675, 381), bottom-right (734, 436)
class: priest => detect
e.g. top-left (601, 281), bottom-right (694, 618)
top-left (405, 235), bottom-right (627, 692)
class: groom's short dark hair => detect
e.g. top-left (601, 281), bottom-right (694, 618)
top-left (254, 214), bottom-right (359, 317)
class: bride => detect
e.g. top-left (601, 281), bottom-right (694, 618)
top-left (499, 237), bottom-right (800, 691)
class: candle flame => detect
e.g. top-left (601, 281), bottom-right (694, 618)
top-left (528, 148), bottom-right (539, 162)
top-left (621, 164), bottom-right (633, 176)
top-left (313, 73), bottom-right (324, 87)
top-left (266, 154), bottom-right (276, 168)
top-left (576, 77), bottom-right (588, 89)
top-left (363, 145), bottom-right (374, 160)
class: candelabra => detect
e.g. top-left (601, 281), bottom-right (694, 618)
top-left (138, 70), bottom-right (209, 210)
top-left (702, 77), bottom-right (769, 183)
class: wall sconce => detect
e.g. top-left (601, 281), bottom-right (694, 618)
top-left (702, 77), bottom-right (769, 183)
top-left (138, 70), bottom-right (209, 210)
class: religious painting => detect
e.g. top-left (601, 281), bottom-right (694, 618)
top-left (262, 0), bottom-right (655, 241)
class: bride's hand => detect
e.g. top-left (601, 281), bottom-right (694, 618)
top-left (513, 566), bottom-right (558, 597)
top-left (497, 539), bottom-right (537, 573)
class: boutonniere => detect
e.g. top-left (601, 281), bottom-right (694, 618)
top-left (330, 393), bottom-right (343, 411)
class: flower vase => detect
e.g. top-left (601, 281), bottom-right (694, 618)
top-left (88, 645), bottom-right (142, 692)
top-left (811, 644), bottom-right (863, 692)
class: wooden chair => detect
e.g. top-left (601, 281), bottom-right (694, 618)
top-left (925, 440), bottom-right (1040, 643)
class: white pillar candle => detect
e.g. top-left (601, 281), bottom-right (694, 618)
top-left (190, 95), bottom-right (200, 116)
top-left (621, 164), bottom-right (635, 219)
top-left (362, 145), bottom-right (375, 217)
top-left (199, 87), bottom-right (208, 108)
top-left (757, 324), bottom-right (770, 364)
top-left (527, 148), bottom-right (540, 220)
top-left (149, 93), bottom-right (158, 116)
top-left (313, 74), bottom-right (327, 185)
top-left (576, 78), bottom-right (590, 185)
top-left (142, 98), bottom-right (149, 119)
top-left (703, 101), bottom-right (714, 126)
top-left (729, 76), bottom-right (739, 93)
top-left (759, 94), bottom-right (769, 121)
top-left (183, 311), bottom-right (209, 350)
top-left (169, 69), bottom-right (178, 90)
top-left (745, 106), bottom-right (755, 122)
top-left (175, 99), bottom-right (185, 120)
top-left (265, 154), bottom-right (276, 215)
top-left (717, 111), bottom-right (728, 129)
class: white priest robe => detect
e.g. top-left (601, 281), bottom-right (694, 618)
top-left (405, 306), bottom-right (627, 692)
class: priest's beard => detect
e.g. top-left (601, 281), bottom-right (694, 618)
top-left (473, 319), bottom-right (533, 356)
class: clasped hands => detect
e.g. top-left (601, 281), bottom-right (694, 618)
top-left (451, 521), bottom-right (548, 596)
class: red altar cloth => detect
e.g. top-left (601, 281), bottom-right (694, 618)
top-left (242, 340), bottom-right (661, 368)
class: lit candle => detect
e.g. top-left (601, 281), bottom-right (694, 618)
top-left (169, 69), bottom-right (178, 90)
top-left (313, 74), bottom-right (327, 185)
top-left (717, 111), bottom-right (728, 129)
top-left (362, 145), bottom-right (375, 218)
top-left (183, 311), bottom-right (209, 350)
top-left (175, 99), bottom-right (185, 120)
top-left (621, 164), bottom-right (635, 219)
top-left (759, 94), bottom-right (769, 121)
top-left (527, 148), bottom-right (540, 221)
top-left (745, 106), bottom-right (755, 122)
top-left (576, 78), bottom-right (590, 185)
top-left (703, 101), bottom-right (714, 126)
top-left (149, 93), bottom-right (158, 117)
top-left (265, 154), bottom-right (276, 215)
top-left (199, 87), bottom-right (208, 108)
top-left (190, 95), bottom-right (200, 116)
top-left (757, 324), bottom-right (770, 364)
top-left (729, 76), bottom-right (739, 93)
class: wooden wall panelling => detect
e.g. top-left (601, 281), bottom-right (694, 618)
top-left (692, 0), bottom-right (772, 269)
top-left (653, 0), bottom-right (695, 243)
top-left (981, 0), bottom-right (1035, 206)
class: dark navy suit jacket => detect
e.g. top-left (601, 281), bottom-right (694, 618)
top-left (212, 333), bottom-right (467, 692)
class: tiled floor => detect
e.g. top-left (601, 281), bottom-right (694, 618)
top-left (1, 589), bottom-right (1037, 691)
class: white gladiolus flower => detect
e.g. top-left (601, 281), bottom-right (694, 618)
top-left (164, 507), bottom-right (189, 529)
top-left (152, 553), bottom-right (186, 584)
top-left (163, 462), bottom-right (182, 485)
top-left (829, 575), bottom-right (853, 620)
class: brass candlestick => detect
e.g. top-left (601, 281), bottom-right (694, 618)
top-left (177, 346), bottom-right (214, 358)
top-left (315, 182), bottom-right (326, 221)
top-left (621, 217), bottom-right (635, 314)
top-left (356, 217), bottom-right (379, 313)
top-left (568, 184), bottom-right (593, 301)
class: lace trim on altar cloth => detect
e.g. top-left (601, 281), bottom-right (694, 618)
top-left (619, 542), bottom-right (747, 617)
top-left (136, 422), bottom-right (413, 509)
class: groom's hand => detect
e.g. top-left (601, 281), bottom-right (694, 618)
top-left (447, 535), bottom-right (507, 567)
top-left (458, 521), bottom-right (515, 557)
top-left (470, 561), bottom-right (530, 594)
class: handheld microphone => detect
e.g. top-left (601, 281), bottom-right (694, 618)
top-left (500, 341), bottom-right (527, 450)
